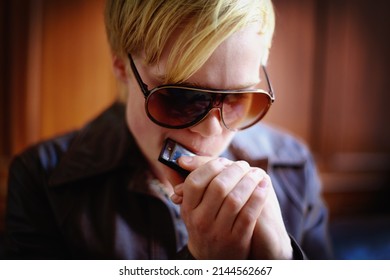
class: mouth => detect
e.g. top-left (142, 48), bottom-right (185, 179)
top-left (166, 138), bottom-right (213, 157)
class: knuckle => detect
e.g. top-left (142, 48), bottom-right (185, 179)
top-left (190, 215), bottom-right (209, 232)
top-left (264, 173), bottom-right (272, 184)
top-left (245, 168), bottom-right (265, 185)
top-left (245, 171), bottom-right (259, 186)
top-left (209, 176), bottom-right (229, 196)
top-left (251, 166), bottom-right (267, 177)
top-left (253, 181), bottom-right (269, 201)
top-left (208, 158), bottom-right (229, 173)
top-left (184, 174), bottom-right (200, 190)
top-left (224, 192), bottom-right (244, 211)
top-left (239, 209), bottom-right (258, 226)
top-left (234, 160), bottom-right (250, 172)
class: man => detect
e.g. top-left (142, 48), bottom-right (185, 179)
top-left (5, 0), bottom-right (332, 259)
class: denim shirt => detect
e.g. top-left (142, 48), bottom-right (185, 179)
top-left (5, 102), bottom-right (333, 259)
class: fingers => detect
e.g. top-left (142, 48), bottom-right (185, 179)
top-left (230, 175), bottom-right (270, 237)
top-left (171, 155), bottom-right (276, 260)
top-left (178, 155), bottom-right (216, 170)
top-left (178, 155), bottom-right (271, 231)
top-left (170, 184), bottom-right (183, 204)
top-left (215, 169), bottom-right (269, 233)
top-left (171, 155), bottom-right (222, 205)
top-left (250, 180), bottom-right (293, 260)
top-left (173, 156), bottom-right (269, 225)
top-left (192, 160), bottom-right (251, 220)
top-left (180, 157), bottom-right (232, 210)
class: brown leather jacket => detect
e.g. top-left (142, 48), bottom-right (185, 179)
top-left (5, 103), bottom-right (333, 259)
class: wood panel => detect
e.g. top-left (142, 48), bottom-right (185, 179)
top-left (3, 0), bottom-right (31, 156)
top-left (265, 0), bottom-right (317, 143)
top-left (319, 0), bottom-right (390, 163)
top-left (1, 1), bottom-right (31, 234)
top-left (0, 0), bottom-right (26, 235)
top-left (0, 0), bottom-right (116, 236)
top-left (39, 0), bottom-right (116, 141)
top-left (0, 0), bottom-right (6, 157)
top-left (2, 0), bottom-right (116, 155)
top-left (268, 0), bottom-right (390, 221)
top-left (316, 0), bottom-right (390, 200)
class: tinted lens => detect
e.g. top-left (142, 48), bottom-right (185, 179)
top-left (222, 92), bottom-right (271, 130)
top-left (146, 87), bottom-right (212, 128)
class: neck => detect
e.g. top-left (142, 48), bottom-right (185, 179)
top-left (149, 162), bottom-right (185, 194)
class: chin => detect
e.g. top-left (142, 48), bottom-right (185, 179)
top-left (165, 131), bottom-right (235, 157)
top-left (192, 141), bottom-right (231, 157)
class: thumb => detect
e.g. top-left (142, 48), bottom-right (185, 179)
top-left (177, 155), bottom-right (216, 171)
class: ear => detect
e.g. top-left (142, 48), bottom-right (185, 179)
top-left (112, 55), bottom-right (129, 83)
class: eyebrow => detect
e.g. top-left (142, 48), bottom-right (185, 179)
top-left (234, 80), bottom-right (262, 90)
top-left (156, 76), bottom-right (261, 91)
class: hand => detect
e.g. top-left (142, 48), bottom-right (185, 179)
top-left (171, 155), bottom-right (270, 259)
top-left (249, 174), bottom-right (293, 259)
top-left (171, 156), bottom-right (293, 260)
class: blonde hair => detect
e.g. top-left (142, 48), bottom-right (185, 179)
top-left (105, 0), bottom-right (275, 85)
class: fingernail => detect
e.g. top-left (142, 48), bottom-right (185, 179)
top-left (218, 157), bottom-right (231, 165)
top-left (250, 168), bottom-right (263, 177)
top-left (170, 193), bottom-right (183, 204)
top-left (179, 156), bottom-right (194, 164)
top-left (174, 183), bottom-right (183, 192)
top-left (257, 178), bottom-right (269, 189)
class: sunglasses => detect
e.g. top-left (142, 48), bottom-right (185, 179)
top-left (128, 54), bottom-right (275, 131)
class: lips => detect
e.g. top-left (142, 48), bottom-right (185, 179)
top-left (168, 138), bottom-right (214, 157)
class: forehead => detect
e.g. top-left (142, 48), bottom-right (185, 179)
top-left (150, 24), bottom-right (268, 89)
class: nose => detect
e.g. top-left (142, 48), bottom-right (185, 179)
top-left (189, 108), bottom-right (223, 137)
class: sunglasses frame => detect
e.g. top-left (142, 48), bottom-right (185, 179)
top-left (128, 54), bottom-right (275, 130)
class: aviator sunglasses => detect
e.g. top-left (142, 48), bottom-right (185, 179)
top-left (128, 54), bottom-right (275, 131)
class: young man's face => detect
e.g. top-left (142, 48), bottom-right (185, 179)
top-left (124, 24), bottom-right (268, 185)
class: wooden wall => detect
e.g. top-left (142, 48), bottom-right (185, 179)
top-left (1, 0), bottom-right (390, 235)
top-left (0, 0), bottom-right (116, 233)
top-left (268, 0), bottom-right (390, 217)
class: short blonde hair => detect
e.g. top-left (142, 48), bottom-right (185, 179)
top-left (105, 0), bottom-right (275, 84)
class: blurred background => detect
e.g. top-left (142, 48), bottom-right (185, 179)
top-left (1, 0), bottom-right (389, 259)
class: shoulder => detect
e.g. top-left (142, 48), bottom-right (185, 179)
top-left (9, 102), bottom-right (130, 186)
top-left (9, 131), bottom-right (78, 184)
top-left (229, 123), bottom-right (321, 210)
top-left (231, 122), bottom-right (311, 165)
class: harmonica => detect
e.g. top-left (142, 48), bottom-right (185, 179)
top-left (158, 138), bottom-right (196, 177)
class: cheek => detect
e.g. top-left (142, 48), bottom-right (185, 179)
top-left (126, 97), bottom-right (147, 135)
top-left (125, 86), bottom-right (156, 135)
top-left (216, 130), bottom-right (236, 154)
top-left (125, 91), bottom-right (167, 162)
